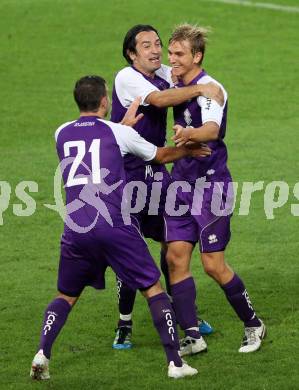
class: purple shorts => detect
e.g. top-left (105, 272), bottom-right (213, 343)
top-left (128, 164), bottom-right (171, 242)
top-left (164, 181), bottom-right (233, 253)
top-left (57, 225), bottom-right (160, 297)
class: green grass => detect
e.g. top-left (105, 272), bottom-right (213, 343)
top-left (0, 0), bottom-right (298, 389)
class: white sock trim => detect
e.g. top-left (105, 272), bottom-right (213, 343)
top-left (120, 314), bottom-right (132, 321)
top-left (186, 327), bottom-right (198, 332)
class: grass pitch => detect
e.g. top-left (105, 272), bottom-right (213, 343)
top-left (0, 0), bottom-right (298, 389)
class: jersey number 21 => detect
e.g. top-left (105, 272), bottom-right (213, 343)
top-left (63, 139), bottom-right (101, 187)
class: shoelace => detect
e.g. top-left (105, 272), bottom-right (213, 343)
top-left (180, 336), bottom-right (194, 348)
top-left (115, 327), bottom-right (132, 343)
top-left (243, 327), bottom-right (258, 345)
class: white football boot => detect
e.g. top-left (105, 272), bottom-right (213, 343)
top-left (30, 350), bottom-right (50, 380)
top-left (179, 335), bottom-right (207, 357)
top-left (239, 321), bottom-right (266, 353)
top-left (168, 360), bottom-right (198, 379)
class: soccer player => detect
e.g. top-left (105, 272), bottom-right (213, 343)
top-left (164, 24), bottom-right (266, 356)
top-left (110, 24), bottom-right (220, 349)
top-left (30, 75), bottom-right (213, 380)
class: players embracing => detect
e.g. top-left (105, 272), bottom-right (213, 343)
top-left (110, 24), bottom-right (220, 349)
top-left (30, 23), bottom-right (266, 382)
top-left (111, 23), bottom-right (265, 355)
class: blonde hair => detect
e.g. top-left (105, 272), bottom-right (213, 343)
top-left (169, 23), bottom-right (210, 64)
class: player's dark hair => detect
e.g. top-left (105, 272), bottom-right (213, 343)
top-left (73, 75), bottom-right (106, 112)
top-left (122, 24), bottom-right (163, 64)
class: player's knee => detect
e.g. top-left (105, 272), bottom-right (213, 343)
top-left (56, 293), bottom-right (78, 307)
top-left (141, 281), bottom-right (163, 299)
top-left (201, 254), bottom-right (220, 277)
top-left (167, 251), bottom-right (185, 270)
top-left (203, 261), bottom-right (218, 278)
top-left (202, 255), bottom-right (228, 281)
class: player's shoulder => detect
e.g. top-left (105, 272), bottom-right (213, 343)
top-left (98, 119), bottom-right (139, 147)
top-left (197, 73), bottom-right (227, 96)
top-left (115, 66), bottom-right (142, 83)
top-left (155, 64), bottom-right (172, 84)
top-left (54, 120), bottom-right (76, 141)
top-left (97, 118), bottom-right (132, 133)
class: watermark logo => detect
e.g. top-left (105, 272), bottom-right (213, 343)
top-left (1, 167), bottom-right (299, 230)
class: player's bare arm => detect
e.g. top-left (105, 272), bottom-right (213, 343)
top-left (172, 122), bottom-right (220, 147)
top-left (145, 82), bottom-right (224, 108)
top-left (153, 143), bottom-right (211, 164)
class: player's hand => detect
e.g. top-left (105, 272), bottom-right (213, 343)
top-left (120, 97), bottom-right (144, 127)
top-left (172, 124), bottom-right (192, 147)
top-left (198, 82), bottom-right (224, 106)
top-left (171, 69), bottom-right (179, 85)
top-left (186, 143), bottom-right (212, 158)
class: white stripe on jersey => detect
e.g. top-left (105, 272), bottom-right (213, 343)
top-left (97, 119), bottom-right (157, 161)
top-left (196, 75), bottom-right (228, 127)
top-left (114, 64), bottom-right (172, 108)
top-left (54, 120), bottom-right (76, 141)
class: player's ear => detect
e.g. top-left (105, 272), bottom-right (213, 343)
top-left (193, 51), bottom-right (202, 65)
top-left (128, 50), bottom-right (136, 62)
top-left (100, 95), bottom-right (109, 111)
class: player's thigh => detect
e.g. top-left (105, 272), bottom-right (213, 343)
top-left (58, 244), bottom-right (91, 298)
top-left (164, 214), bottom-right (198, 245)
top-left (198, 214), bottom-right (231, 254)
top-left (58, 231), bottom-right (106, 297)
top-left (103, 225), bottom-right (161, 291)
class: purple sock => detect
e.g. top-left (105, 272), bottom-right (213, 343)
top-left (221, 274), bottom-right (261, 327)
top-left (38, 298), bottom-right (72, 359)
top-left (160, 250), bottom-right (171, 295)
top-left (116, 277), bottom-right (136, 327)
top-left (171, 277), bottom-right (201, 338)
top-left (148, 292), bottom-right (182, 367)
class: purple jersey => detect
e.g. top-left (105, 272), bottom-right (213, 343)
top-left (172, 70), bottom-right (231, 183)
top-left (55, 116), bottom-right (157, 230)
top-left (165, 70), bottom-right (233, 251)
top-left (111, 65), bottom-right (171, 174)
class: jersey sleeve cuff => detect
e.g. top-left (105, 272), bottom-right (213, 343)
top-left (144, 145), bottom-right (158, 161)
top-left (202, 118), bottom-right (222, 127)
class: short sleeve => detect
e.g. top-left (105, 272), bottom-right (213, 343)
top-left (103, 120), bottom-right (157, 161)
top-left (114, 68), bottom-right (159, 108)
top-left (196, 77), bottom-right (228, 127)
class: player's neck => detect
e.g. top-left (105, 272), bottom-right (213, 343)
top-left (182, 66), bottom-right (202, 85)
top-left (80, 108), bottom-right (106, 119)
top-left (133, 64), bottom-right (155, 79)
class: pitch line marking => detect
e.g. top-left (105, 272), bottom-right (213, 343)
top-left (207, 0), bottom-right (299, 13)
